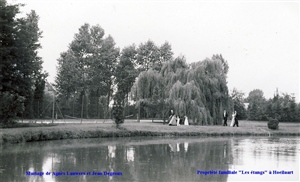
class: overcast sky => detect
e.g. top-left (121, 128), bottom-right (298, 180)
top-left (9, 0), bottom-right (299, 102)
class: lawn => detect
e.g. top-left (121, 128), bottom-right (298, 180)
top-left (0, 119), bottom-right (299, 144)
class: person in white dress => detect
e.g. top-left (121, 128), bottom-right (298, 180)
top-left (184, 116), bottom-right (189, 125)
top-left (176, 115), bottom-right (180, 126)
top-left (230, 111), bottom-right (236, 127)
top-left (168, 115), bottom-right (177, 126)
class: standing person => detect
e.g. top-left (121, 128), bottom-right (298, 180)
top-left (179, 116), bottom-right (184, 125)
top-left (176, 115), bottom-right (180, 126)
top-left (223, 110), bottom-right (228, 126)
top-left (168, 110), bottom-right (177, 126)
top-left (184, 116), bottom-right (189, 126)
top-left (168, 115), bottom-right (176, 126)
top-left (167, 109), bottom-right (174, 124)
top-left (230, 111), bottom-right (235, 127)
top-left (233, 111), bottom-right (239, 127)
top-left (169, 110), bottom-right (174, 118)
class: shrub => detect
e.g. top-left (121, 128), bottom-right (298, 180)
top-left (112, 99), bottom-right (124, 126)
top-left (0, 92), bottom-right (25, 123)
top-left (268, 118), bottom-right (279, 130)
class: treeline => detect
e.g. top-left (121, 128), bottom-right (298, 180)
top-left (55, 23), bottom-right (231, 125)
top-left (2, 1), bottom-right (298, 124)
top-left (54, 23), bottom-right (178, 120)
top-left (0, 1), bottom-right (47, 123)
top-left (245, 89), bottom-right (299, 122)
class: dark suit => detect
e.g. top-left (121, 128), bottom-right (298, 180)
top-left (233, 113), bottom-right (239, 127)
top-left (179, 116), bottom-right (184, 125)
top-left (169, 110), bottom-right (175, 118)
top-left (223, 112), bottom-right (228, 126)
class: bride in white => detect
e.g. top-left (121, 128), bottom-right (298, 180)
top-left (230, 111), bottom-right (236, 127)
top-left (168, 115), bottom-right (177, 126)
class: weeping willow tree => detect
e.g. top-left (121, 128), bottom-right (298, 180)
top-left (132, 69), bottom-right (164, 122)
top-left (133, 54), bottom-right (229, 125)
top-left (186, 55), bottom-right (229, 125)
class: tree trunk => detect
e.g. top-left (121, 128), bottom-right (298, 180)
top-left (97, 97), bottom-right (100, 119)
top-left (85, 93), bottom-right (89, 119)
top-left (52, 94), bottom-right (55, 123)
top-left (137, 101), bottom-right (140, 122)
top-left (81, 94), bottom-right (84, 123)
top-left (37, 101), bottom-right (39, 118)
top-left (97, 89), bottom-right (99, 119)
top-left (106, 88), bottom-right (111, 120)
top-left (122, 94), bottom-right (126, 119)
top-left (72, 97), bottom-right (75, 117)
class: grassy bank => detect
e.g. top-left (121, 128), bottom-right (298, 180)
top-left (0, 122), bottom-right (58, 128)
top-left (0, 120), bottom-right (299, 144)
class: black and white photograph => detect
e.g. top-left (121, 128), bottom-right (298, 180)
top-left (0, 0), bottom-right (299, 181)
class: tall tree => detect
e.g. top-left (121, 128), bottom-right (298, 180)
top-left (247, 89), bottom-right (265, 104)
top-left (0, 0), bottom-right (23, 122)
top-left (289, 97), bottom-right (297, 122)
top-left (157, 41), bottom-right (173, 71)
top-left (212, 54), bottom-right (229, 75)
top-left (55, 23), bottom-right (119, 119)
top-left (1, 1), bottom-right (46, 122)
top-left (114, 45), bottom-right (138, 116)
top-left (136, 40), bottom-right (174, 72)
top-left (246, 89), bottom-right (266, 120)
top-left (16, 10), bottom-right (46, 118)
top-left (229, 88), bottom-right (247, 120)
top-left (33, 72), bottom-right (48, 118)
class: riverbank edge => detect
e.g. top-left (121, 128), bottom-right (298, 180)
top-left (1, 125), bottom-right (300, 144)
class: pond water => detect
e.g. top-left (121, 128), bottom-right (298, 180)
top-left (0, 136), bottom-right (299, 181)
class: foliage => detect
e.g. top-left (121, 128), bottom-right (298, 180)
top-left (55, 23), bottom-right (119, 119)
top-left (113, 45), bottom-right (139, 123)
top-left (228, 88), bottom-right (247, 120)
top-left (247, 89), bottom-right (265, 103)
top-left (246, 89), bottom-right (266, 120)
top-left (0, 92), bottom-right (25, 123)
top-left (134, 54), bottom-right (230, 125)
top-left (0, 1), bottom-right (46, 122)
top-left (33, 73), bottom-right (47, 118)
top-left (112, 92), bottom-right (125, 125)
top-left (136, 40), bottom-right (173, 72)
top-left (267, 118), bottom-right (279, 130)
top-left (246, 90), bottom-right (299, 122)
top-left (272, 93), bottom-right (299, 122)
top-left (114, 45), bottom-right (138, 102)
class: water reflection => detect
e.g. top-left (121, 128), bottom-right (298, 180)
top-left (0, 137), bottom-right (299, 181)
top-left (184, 142), bottom-right (188, 152)
top-left (168, 142), bottom-right (189, 153)
top-left (228, 137), bottom-right (299, 181)
top-left (126, 147), bottom-right (134, 162)
top-left (108, 145), bottom-right (116, 159)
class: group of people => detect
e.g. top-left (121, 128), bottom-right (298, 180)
top-left (168, 110), bottom-right (189, 126)
top-left (223, 110), bottom-right (239, 127)
top-left (167, 109), bottom-right (239, 127)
